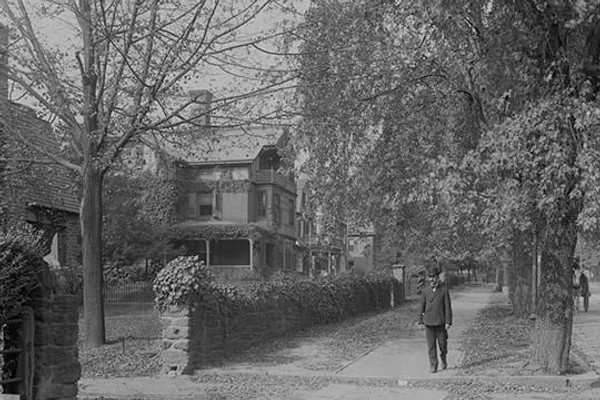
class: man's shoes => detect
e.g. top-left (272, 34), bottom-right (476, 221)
top-left (429, 365), bottom-right (437, 373)
top-left (440, 360), bottom-right (447, 370)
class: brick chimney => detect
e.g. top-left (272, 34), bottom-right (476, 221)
top-left (189, 89), bottom-right (213, 128)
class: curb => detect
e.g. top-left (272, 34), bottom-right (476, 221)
top-left (398, 371), bottom-right (600, 389)
top-left (77, 370), bottom-right (600, 400)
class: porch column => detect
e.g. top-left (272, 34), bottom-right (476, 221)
top-left (206, 239), bottom-right (210, 268)
top-left (249, 238), bottom-right (254, 270)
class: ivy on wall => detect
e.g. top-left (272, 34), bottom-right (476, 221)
top-left (177, 179), bottom-right (252, 194)
top-left (168, 223), bottom-right (277, 242)
top-left (153, 255), bottom-right (398, 326)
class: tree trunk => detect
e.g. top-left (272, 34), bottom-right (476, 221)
top-left (532, 221), bottom-right (576, 373)
top-left (508, 229), bottom-right (532, 317)
top-left (81, 163), bottom-right (106, 347)
top-left (494, 260), bottom-right (502, 292)
top-left (531, 172), bottom-right (581, 373)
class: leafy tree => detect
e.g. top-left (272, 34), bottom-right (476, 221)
top-left (0, 0), bottom-right (297, 347)
top-left (295, 0), bottom-right (600, 373)
top-left (102, 171), bottom-right (175, 272)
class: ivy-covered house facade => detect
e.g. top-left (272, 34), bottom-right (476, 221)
top-left (165, 126), bottom-right (298, 276)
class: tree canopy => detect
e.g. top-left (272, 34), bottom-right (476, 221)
top-left (295, 0), bottom-right (600, 373)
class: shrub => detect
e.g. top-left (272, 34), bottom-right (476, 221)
top-left (0, 226), bottom-right (46, 317)
top-left (153, 256), bottom-right (215, 311)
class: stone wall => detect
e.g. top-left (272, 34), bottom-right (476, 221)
top-left (160, 279), bottom-right (404, 374)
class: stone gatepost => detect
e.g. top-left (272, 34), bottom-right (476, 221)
top-left (160, 305), bottom-right (191, 374)
top-left (32, 293), bottom-right (80, 400)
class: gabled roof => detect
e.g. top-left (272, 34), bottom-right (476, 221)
top-left (6, 103), bottom-right (80, 215)
top-left (165, 125), bottom-right (286, 165)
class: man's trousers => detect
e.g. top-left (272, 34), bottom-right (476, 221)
top-left (425, 324), bottom-right (448, 367)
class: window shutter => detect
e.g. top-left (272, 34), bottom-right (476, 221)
top-left (213, 191), bottom-right (222, 219)
top-left (188, 193), bottom-right (197, 218)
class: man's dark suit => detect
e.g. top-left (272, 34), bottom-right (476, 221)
top-left (418, 283), bottom-right (453, 369)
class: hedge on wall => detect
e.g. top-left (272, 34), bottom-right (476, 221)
top-left (154, 256), bottom-right (397, 325)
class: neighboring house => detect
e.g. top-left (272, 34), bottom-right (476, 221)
top-left (164, 124), bottom-right (298, 276)
top-left (347, 227), bottom-right (376, 273)
top-left (0, 25), bottom-right (81, 267)
top-left (295, 177), bottom-right (348, 277)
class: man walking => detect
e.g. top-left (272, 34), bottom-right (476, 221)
top-left (418, 265), bottom-right (453, 373)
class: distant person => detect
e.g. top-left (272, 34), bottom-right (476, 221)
top-left (573, 257), bottom-right (590, 312)
top-left (418, 266), bottom-right (453, 373)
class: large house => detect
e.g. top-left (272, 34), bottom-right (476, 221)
top-left (0, 25), bottom-right (80, 267)
top-left (164, 125), bottom-right (298, 276)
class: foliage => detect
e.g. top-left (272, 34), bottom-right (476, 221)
top-left (168, 223), bottom-right (277, 243)
top-left (0, 225), bottom-right (46, 318)
top-left (103, 172), bottom-right (176, 267)
top-left (293, 0), bottom-right (490, 265)
top-left (154, 259), bottom-right (397, 328)
top-left (153, 256), bottom-right (214, 311)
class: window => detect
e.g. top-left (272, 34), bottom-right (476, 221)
top-left (210, 239), bottom-right (250, 265)
top-left (186, 191), bottom-right (221, 219)
top-left (257, 191), bottom-right (267, 217)
top-left (288, 199), bottom-right (295, 226)
top-left (273, 192), bottom-right (281, 226)
top-left (198, 192), bottom-right (213, 216)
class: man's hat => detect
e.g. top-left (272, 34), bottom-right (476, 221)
top-left (426, 266), bottom-right (440, 277)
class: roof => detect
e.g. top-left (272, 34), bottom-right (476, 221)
top-left (165, 125), bottom-right (286, 165)
top-left (6, 102), bottom-right (80, 214)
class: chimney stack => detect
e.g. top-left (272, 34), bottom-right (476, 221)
top-left (189, 89), bottom-right (213, 128)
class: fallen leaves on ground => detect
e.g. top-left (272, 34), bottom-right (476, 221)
top-left (459, 291), bottom-right (535, 376)
top-left (79, 305), bottom-right (162, 378)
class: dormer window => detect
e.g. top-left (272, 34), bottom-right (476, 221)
top-left (258, 148), bottom-right (281, 170)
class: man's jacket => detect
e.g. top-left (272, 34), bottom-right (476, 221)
top-left (418, 284), bottom-right (453, 326)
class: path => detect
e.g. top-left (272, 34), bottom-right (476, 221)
top-left (333, 286), bottom-right (489, 381)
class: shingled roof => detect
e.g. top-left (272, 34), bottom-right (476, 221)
top-left (5, 103), bottom-right (80, 215)
top-left (165, 125), bottom-right (286, 165)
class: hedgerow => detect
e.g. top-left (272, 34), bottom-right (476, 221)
top-left (153, 256), bottom-right (397, 325)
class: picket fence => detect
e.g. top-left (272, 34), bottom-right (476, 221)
top-left (104, 281), bottom-right (154, 303)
